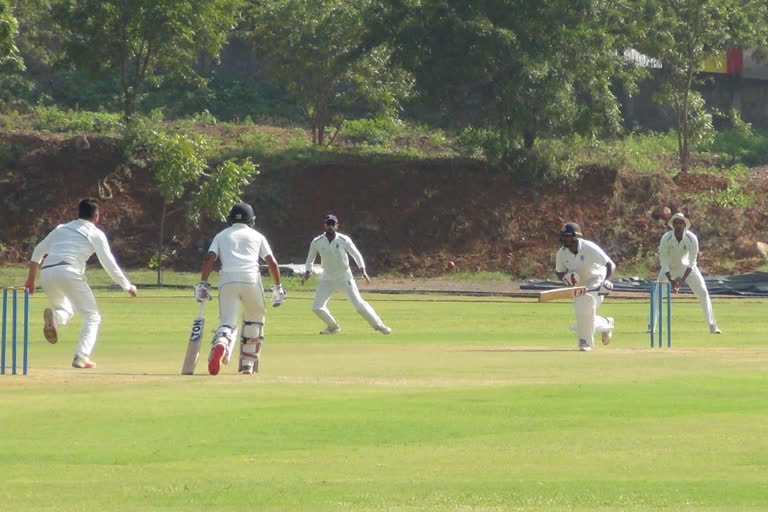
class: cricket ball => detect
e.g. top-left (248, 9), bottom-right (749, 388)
top-left (447, 261), bottom-right (456, 271)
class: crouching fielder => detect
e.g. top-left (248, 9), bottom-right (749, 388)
top-left (196, 202), bottom-right (286, 375)
top-left (655, 212), bottom-right (720, 334)
top-left (555, 222), bottom-right (615, 351)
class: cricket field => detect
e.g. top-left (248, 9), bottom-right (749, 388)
top-left (0, 285), bottom-right (766, 511)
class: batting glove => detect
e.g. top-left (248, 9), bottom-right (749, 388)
top-left (562, 272), bottom-right (578, 287)
top-left (193, 281), bottom-right (212, 302)
top-left (271, 284), bottom-right (287, 307)
top-left (598, 280), bottom-right (614, 295)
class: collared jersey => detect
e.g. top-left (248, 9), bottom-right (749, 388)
top-left (659, 229), bottom-right (699, 273)
top-left (208, 224), bottom-right (273, 285)
top-left (305, 233), bottom-right (365, 281)
top-left (30, 219), bottom-right (132, 290)
top-left (555, 238), bottom-right (614, 288)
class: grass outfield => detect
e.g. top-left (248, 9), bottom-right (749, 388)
top-left (0, 287), bottom-right (766, 511)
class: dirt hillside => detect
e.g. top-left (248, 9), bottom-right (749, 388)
top-left (2, 133), bottom-right (767, 277)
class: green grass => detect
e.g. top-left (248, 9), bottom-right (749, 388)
top-left (0, 286), bottom-right (766, 511)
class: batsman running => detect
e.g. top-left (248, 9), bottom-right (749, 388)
top-left (196, 202), bottom-right (286, 375)
top-left (302, 214), bottom-right (391, 335)
top-left (554, 222), bottom-right (615, 351)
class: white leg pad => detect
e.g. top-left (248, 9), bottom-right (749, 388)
top-left (209, 325), bottom-right (238, 364)
top-left (239, 321), bottom-right (264, 374)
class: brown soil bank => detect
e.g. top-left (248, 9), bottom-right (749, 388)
top-left (2, 134), bottom-right (767, 277)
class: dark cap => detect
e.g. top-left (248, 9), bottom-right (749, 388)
top-left (323, 214), bottom-right (338, 224)
top-left (560, 222), bottom-right (582, 237)
top-left (228, 202), bottom-right (255, 223)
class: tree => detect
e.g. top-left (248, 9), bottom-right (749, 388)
top-left (370, 0), bottom-right (640, 164)
top-left (635, 0), bottom-right (768, 172)
top-left (0, 0), bottom-right (24, 75)
top-left (128, 122), bottom-right (257, 284)
top-left (246, 0), bottom-right (412, 146)
top-left (54, 0), bottom-right (243, 117)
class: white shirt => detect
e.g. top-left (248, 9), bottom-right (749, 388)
top-left (659, 229), bottom-right (699, 274)
top-left (305, 233), bottom-right (365, 281)
top-left (555, 239), bottom-right (614, 288)
top-left (208, 224), bottom-right (273, 285)
top-left (30, 219), bottom-right (132, 290)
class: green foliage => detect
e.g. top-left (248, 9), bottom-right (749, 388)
top-left (196, 158), bottom-right (258, 222)
top-left (637, 0), bottom-right (768, 171)
top-left (144, 130), bottom-right (210, 203)
top-left (585, 131), bottom-right (679, 174)
top-left (341, 117), bottom-right (404, 145)
top-left (246, 0), bottom-right (413, 145)
top-left (707, 127), bottom-right (768, 167)
top-left (512, 140), bottom-right (580, 186)
top-left (375, 0), bottom-right (638, 156)
top-left (40, 71), bottom-right (123, 112)
top-left (0, 0), bottom-right (24, 74)
top-left (29, 105), bottom-right (124, 134)
top-left (686, 180), bottom-right (756, 209)
top-left (54, 0), bottom-right (243, 116)
top-left (190, 109), bottom-right (218, 124)
top-left (124, 117), bottom-right (257, 283)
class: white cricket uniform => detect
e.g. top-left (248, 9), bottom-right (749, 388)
top-left (655, 229), bottom-right (716, 328)
top-left (207, 224), bottom-right (273, 328)
top-left (304, 233), bottom-right (385, 330)
top-left (555, 239), bottom-right (615, 347)
top-left (30, 219), bottom-right (133, 358)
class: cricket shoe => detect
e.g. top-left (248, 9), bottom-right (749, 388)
top-left (578, 339), bottom-right (592, 352)
top-left (72, 354), bottom-right (96, 369)
top-left (43, 308), bottom-right (58, 344)
top-left (374, 324), bottom-right (392, 335)
top-left (319, 325), bottom-right (340, 335)
top-left (709, 324), bottom-right (722, 334)
top-left (238, 357), bottom-right (259, 375)
top-left (208, 343), bottom-right (226, 375)
top-left (602, 317), bottom-right (614, 345)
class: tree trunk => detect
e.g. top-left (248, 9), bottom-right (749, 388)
top-left (156, 201), bottom-right (167, 285)
top-left (679, 85), bottom-right (690, 173)
top-left (680, 52), bottom-right (696, 174)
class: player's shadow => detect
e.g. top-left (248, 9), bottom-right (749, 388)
top-left (457, 348), bottom-right (576, 353)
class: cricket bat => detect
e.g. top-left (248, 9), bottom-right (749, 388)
top-left (538, 286), bottom-right (590, 302)
top-left (181, 301), bottom-right (207, 375)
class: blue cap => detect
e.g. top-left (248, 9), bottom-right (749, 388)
top-left (228, 202), bottom-right (254, 223)
top-left (560, 222), bottom-right (582, 237)
top-left (323, 214), bottom-right (338, 224)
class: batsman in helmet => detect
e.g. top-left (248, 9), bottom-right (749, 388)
top-left (554, 222), bottom-right (615, 351)
top-left (196, 202), bottom-right (286, 375)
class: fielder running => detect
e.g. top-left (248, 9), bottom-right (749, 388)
top-left (654, 212), bottom-right (720, 334)
top-left (554, 222), bottom-right (615, 351)
top-left (301, 214), bottom-right (391, 335)
top-left (24, 199), bottom-right (138, 369)
top-left (196, 202), bottom-right (286, 375)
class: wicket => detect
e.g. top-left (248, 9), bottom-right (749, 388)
top-left (649, 280), bottom-right (672, 347)
top-left (1, 287), bottom-right (30, 375)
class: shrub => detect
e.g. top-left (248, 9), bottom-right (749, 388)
top-left (341, 117), bottom-right (404, 145)
top-left (30, 105), bottom-right (123, 134)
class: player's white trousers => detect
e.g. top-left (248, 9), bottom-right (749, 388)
top-left (654, 267), bottom-right (716, 328)
top-left (572, 292), bottom-right (611, 347)
top-left (218, 281), bottom-right (266, 327)
top-left (312, 278), bottom-right (383, 329)
top-left (40, 265), bottom-right (101, 357)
